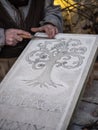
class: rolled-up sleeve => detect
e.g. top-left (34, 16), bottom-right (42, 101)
top-left (40, 0), bottom-right (63, 32)
top-left (0, 28), bottom-right (5, 51)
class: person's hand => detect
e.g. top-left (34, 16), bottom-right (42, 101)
top-left (31, 24), bottom-right (58, 38)
top-left (5, 29), bottom-right (32, 46)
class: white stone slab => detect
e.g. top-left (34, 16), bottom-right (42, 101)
top-left (0, 33), bottom-right (98, 130)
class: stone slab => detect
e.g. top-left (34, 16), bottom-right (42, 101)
top-left (0, 33), bottom-right (98, 130)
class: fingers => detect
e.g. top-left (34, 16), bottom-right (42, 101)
top-left (7, 38), bottom-right (17, 46)
top-left (6, 35), bottom-right (23, 46)
top-left (31, 24), bottom-right (58, 38)
top-left (46, 26), bottom-right (58, 38)
top-left (31, 27), bottom-right (41, 32)
top-left (5, 25), bottom-right (58, 47)
top-left (5, 29), bottom-right (32, 46)
top-left (16, 35), bottom-right (23, 42)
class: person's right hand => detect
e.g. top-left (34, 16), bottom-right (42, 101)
top-left (5, 29), bottom-right (32, 46)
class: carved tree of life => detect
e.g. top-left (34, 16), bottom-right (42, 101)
top-left (24, 38), bottom-right (87, 88)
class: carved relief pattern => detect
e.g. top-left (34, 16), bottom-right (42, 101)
top-left (24, 38), bottom-right (87, 88)
top-left (0, 91), bottom-right (65, 113)
top-left (0, 118), bottom-right (46, 130)
top-left (0, 38), bottom-right (88, 114)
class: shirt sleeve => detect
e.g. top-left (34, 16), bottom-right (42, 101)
top-left (40, 0), bottom-right (63, 33)
top-left (0, 28), bottom-right (5, 48)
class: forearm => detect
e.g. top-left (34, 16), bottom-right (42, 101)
top-left (40, 0), bottom-right (63, 32)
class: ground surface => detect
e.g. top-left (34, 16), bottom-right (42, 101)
top-left (69, 80), bottom-right (98, 130)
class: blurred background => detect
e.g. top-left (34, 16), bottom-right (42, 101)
top-left (54, 0), bottom-right (98, 34)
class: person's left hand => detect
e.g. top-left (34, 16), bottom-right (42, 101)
top-left (31, 24), bottom-right (58, 38)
